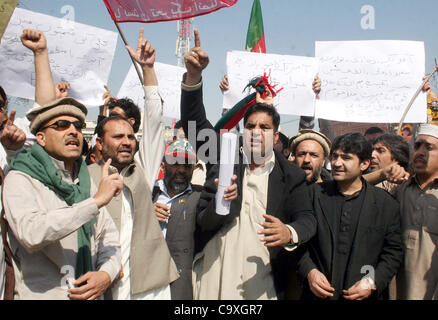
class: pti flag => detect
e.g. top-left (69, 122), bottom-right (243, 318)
top-left (245, 0), bottom-right (266, 53)
top-left (103, 0), bottom-right (238, 23)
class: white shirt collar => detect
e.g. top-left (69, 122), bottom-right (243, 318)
top-left (155, 178), bottom-right (192, 200)
top-left (244, 151), bottom-right (276, 176)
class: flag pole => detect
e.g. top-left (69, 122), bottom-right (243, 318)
top-left (114, 21), bottom-right (144, 85)
top-left (398, 62), bottom-right (438, 135)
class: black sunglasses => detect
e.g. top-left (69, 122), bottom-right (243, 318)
top-left (0, 100), bottom-right (7, 111)
top-left (40, 119), bottom-right (86, 131)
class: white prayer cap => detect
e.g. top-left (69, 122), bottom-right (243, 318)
top-left (417, 124), bottom-right (438, 139)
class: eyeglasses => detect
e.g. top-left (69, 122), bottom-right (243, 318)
top-left (0, 100), bottom-right (7, 112)
top-left (40, 119), bottom-right (86, 131)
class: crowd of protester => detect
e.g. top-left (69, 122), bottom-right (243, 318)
top-left (0, 26), bottom-right (437, 301)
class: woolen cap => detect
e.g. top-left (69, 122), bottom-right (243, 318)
top-left (26, 97), bottom-right (88, 135)
top-left (289, 129), bottom-right (332, 156)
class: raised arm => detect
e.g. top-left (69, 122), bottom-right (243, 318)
top-left (184, 29), bottom-right (209, 86)
top-left (20, 29), bottom-right (55, 105)
top-left (180, 29), bottom-right (220, 166)
top-left (126, 28), bottom-right (164, 189)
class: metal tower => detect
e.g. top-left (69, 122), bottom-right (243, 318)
top-left (175, 18), bottom-right (194, 67)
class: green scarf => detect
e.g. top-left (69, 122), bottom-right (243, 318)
top-left (10, 143), bottom-right (96, 279)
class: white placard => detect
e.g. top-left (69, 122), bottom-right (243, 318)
top-left (215, 132), bottom-right (237, 216)
top-left (223, 50), bottom-right (319, 117)
top-left (315, 40), bottom-right (427, 123)
top-left (117, 62), bottom-right (185, 119)
top-left (0, 8), bottom-right (118, 106)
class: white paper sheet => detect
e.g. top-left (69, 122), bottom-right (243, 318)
top-left (0, 8), bottom-right (118, 106)
top-left (215, 132), bottom-right (237, 216)
top-left (117, 62), bottom-right (185, 119)
top-left (315, 40), bottom-right (427, 123)
top-left (223, 50), bottom-right (319, 117)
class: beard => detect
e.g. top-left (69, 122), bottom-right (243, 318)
top-left (102, 145), bottom-right (134, 169)
top-left (303, 164), bottom-right (323, 184)
top-left (165, 174), bottom-right (190, 194)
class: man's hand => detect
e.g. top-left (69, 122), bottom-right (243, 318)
top-left (125, 28), bottom-right (158, 86)
top-left (422, 76), bottom-right (432, 93)
top-left (68, 271), bottom-right (111, 300)
top-left (93, 159), bottom-right (124, 208)
top-left (100, 85), bottom-right (115, 117)
top-left (313, 76), bottom-right (321, 99)
top-left (154, 202), bottom-right (171, 222)
top-left (125, 28), bottom-right (155, 70)
top-left (55, 81), bottom-right (70, 99)
top-left (258, 214), bottom-right (291, 247)
top-left (343, 278), bottom-right (375, 300)
top-left (0, 110), bottom-right (26, 151)
top-left (214, 174), bottom-right (238, 201)
top-left (382, 163), bottom-right (410, 184)
top-left (307, 268), bottom-right (335, 299)
top-left (184, 29), bottom-right (209, 86)
top-left (255, 85), bottom-right (274, 106)
top-left (20, 29), bottom-right (47, 54)
top-left (110, 268), bottom-right (124, 289)
top-left (219, 74), bottom-right (229, 94)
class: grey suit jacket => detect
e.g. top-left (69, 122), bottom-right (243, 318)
top-left (153, 185), bottom-right (202, 300)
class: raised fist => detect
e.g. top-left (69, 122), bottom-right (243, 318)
top-left (20, 29), bottom-right (47, 54)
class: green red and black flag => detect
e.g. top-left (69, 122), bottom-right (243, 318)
top-left (214, 73), bottom-right (281, 132)
top-left (245, 0), bottom-right (266, 53)
top-left (215, 0), bottom-right (268, 131)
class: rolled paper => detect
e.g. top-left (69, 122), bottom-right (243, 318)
top-left (215, 132), bottom-right (237, 215)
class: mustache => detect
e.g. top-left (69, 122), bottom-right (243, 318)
top-left (414, 156), bottom-right (427, 163)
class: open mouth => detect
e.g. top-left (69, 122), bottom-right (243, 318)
top-left (65, 139), bottom-right (79, 147)
top-left (118, 148), bottom-right (132, 155)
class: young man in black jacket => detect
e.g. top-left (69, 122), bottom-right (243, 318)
top-left (297, 132), bottom-right (404, 300)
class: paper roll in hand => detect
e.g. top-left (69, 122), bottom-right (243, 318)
top-left (215, 132), bottom-right (238, 215)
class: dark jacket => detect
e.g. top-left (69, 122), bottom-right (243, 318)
top-left (153, 185), bottom-right (203, 300)
top-left (197, 149), bottom-right (317, 297)
top-left (297, 180), bottom-right (404, 300)
top-left (180, 77), bottom-right (220, 170)
top-left (181, 76), bottom-right (316, 297)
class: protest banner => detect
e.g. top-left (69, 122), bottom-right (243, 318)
top-left (118, 62), bottom-right (185, 119)
top-left (223, 50), bottom-right (319, 117)
top-left (103, 0), bottom-right (237, 23)
top-left (315, 40), bottom-right (427, 123)
top-left (0, 8), bottom-right (118, 106)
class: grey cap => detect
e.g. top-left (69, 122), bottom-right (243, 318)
top-left (289, 129), bottom-right (332, 157)
top-left (26, 97), bottom-right (88, 134)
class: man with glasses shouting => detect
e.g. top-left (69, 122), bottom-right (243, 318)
top-left (0, 28), bottom-right (123, 300)
top-left (2, 97), bottom-right (123, 299)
